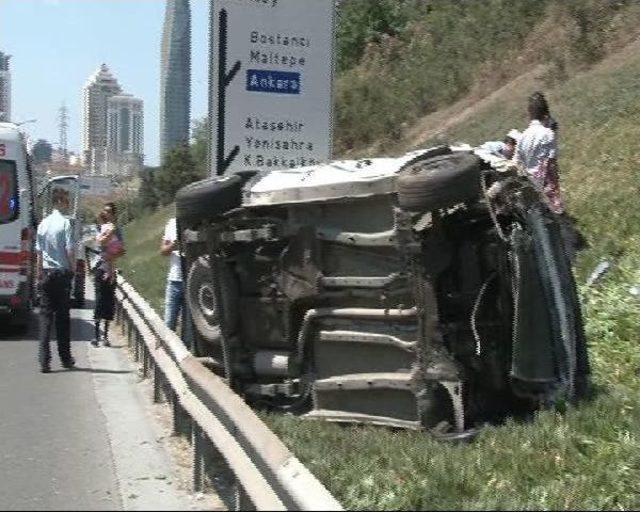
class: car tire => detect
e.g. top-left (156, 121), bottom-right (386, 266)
top-left (185, 255), bottom-right (239, 344)
top-left (12, 309), bottom-right (31, 335)
top-left (176, 175), bottom-right (243, 228)
top-left (176, 171), bottom-right (259, 228)
top-left (396, 152), bottom-right (483, 211)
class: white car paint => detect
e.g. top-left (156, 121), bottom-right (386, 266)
top-left (0, 123), bottom-right (35, 315)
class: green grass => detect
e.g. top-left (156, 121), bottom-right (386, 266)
top-left (117, 47), bottom-right (640, 510)
top-left (118, 205), bottom-right (174, 314)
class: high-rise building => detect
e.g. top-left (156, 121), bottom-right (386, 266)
top-left (106, 94), bottom-right (144, 177)
top-left (0, 51), bottom-right (11, 122)
top-left (159, 0), bottom-right (191, 161)
top-left (82, 64), bottom-right (122, 174)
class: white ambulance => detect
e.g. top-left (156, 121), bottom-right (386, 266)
top-left (0, 123), bottom-right (36, 328)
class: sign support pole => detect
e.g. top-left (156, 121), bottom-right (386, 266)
top-left (215, 9), bottom-right (241, 176)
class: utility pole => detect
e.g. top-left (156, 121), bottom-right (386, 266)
top-left (58, 102), bottom-right (69, 162)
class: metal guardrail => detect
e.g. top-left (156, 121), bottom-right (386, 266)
top-left (114, 275), bottom-right (342, 511)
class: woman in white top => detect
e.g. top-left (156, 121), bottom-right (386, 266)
top-left (514, 92), bottom-right (565, 215)
top-left (93, 204), bottom-right (125, 346)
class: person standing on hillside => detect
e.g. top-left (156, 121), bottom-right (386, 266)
top-left (515, 92), bottom-right (587, 261)
top-left (161, 217), bottom-right (184, 331)
top-left (514, 91), bottom-right (565, 214)
top-left (35, 187), bottom-right (76, 373)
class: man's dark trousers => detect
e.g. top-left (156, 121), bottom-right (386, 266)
top-left (39, 270), bottom-right (73, 369)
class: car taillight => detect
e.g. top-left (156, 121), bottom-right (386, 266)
top-left (20, 228), bottom-right (31, 276)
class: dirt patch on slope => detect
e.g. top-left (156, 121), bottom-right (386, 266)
top-left (405, 33), bottom-right (640, 151)
top-left (405, 64), bottom-right (548, 150)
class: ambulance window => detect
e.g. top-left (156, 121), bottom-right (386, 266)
top-left (0, 160), bottom-right (18, 224)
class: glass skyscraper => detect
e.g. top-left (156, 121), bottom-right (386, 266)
top-left (159, 0), bottom-right (191, 161)
top-left (0, 52), bottom-right (11, 123)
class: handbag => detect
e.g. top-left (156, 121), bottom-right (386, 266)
top-left (106, 237), bottom-right (126, 258)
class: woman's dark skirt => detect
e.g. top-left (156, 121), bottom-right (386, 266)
top-left (94, 268), bottom-right (116, 321)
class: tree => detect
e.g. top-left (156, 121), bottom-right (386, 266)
top-left (31, 139), bottom-right (53, 165)
top-left (191, 118), bottom-right (209, 178)
top-left (154, 145), bottom-right (201, 205)
top-left (138, 166), bottom-right (159, 210)
top-left (336, 0), bottom-right (421, 72)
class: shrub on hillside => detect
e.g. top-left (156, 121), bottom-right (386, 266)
top-left (190, 117), bottom-right (209, 178)
top-left (138, 166), bottom-right (159, 211)
top-left (333, 0), bottom-right (640, 154)
top-left (335, 0), bottom-right (546, 152)
top-left (154, 145), bottom-right (202, 206)
top-left (336, 0), bottom-right (425, 73)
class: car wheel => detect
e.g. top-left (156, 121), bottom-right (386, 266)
top-left (12, 309), bottom-right (31, 335)
top-left (185, 255), bottom-right (239, 344)
top-left (176, 171), bottom-right (259, 228)
top-left (396, 152), bottom-right (483, 211)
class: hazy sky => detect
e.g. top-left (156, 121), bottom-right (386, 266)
top-left (1, 0), bottom-right (210, 166)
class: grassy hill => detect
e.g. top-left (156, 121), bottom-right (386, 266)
top-left (414, 39), bottom-right (640, 280)
top-left (119, 205), bottom-right (174, 314)
top-left (119, 36), bottom-right (640, 512)
top-left (260, 39), bottom-right (640, 510)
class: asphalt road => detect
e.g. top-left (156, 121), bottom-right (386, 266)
top-left (0, 295), bottom-right (219, 511)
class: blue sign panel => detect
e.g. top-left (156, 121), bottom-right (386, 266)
top-left (246, 70), bottom-right (301, 95)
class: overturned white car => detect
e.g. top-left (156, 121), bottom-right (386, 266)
top-left (176, 146), bottom-right (590, 437)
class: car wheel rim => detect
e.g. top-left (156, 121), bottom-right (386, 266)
top-left (198, 283), bottom-right (217, 323)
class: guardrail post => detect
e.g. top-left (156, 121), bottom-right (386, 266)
top-left (172, 392), bottom-right (191, 438)
top-left (126, 321), bottom-right (133, 349)
top-left (142, 343), bottom-right (149, 378)
top-left (120, 305), bottom-right (126, 336)
top-left (199, 434), bottom-right (239, 509)
top-left (125, 317), bottom-right (134, 343)
top-left (153, 364), bottom-right (165, 403)
top-left (234, 483), bottom-right (255, 511)
top-left (192, 423), bottom-right (205, 493)
top-left (133, 332), bottom-right (140, 362)
top-left (116, 296), bottom-right (122, 325)
top-left (171, 392), bottom-right (179, 435)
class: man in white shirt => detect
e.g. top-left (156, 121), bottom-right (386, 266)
top-left (160, 217), bottom-right (183, 330)
top-left (35, 187), bottom-right (75, 373)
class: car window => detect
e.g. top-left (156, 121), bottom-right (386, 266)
top-left (0, 160), bottom-right (19, 224)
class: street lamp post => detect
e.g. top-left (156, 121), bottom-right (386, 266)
top-left (15, 119), bottom-right (38, 127)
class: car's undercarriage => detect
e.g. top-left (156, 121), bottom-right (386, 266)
top-left (177, 146), bottom-right (590, 437)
